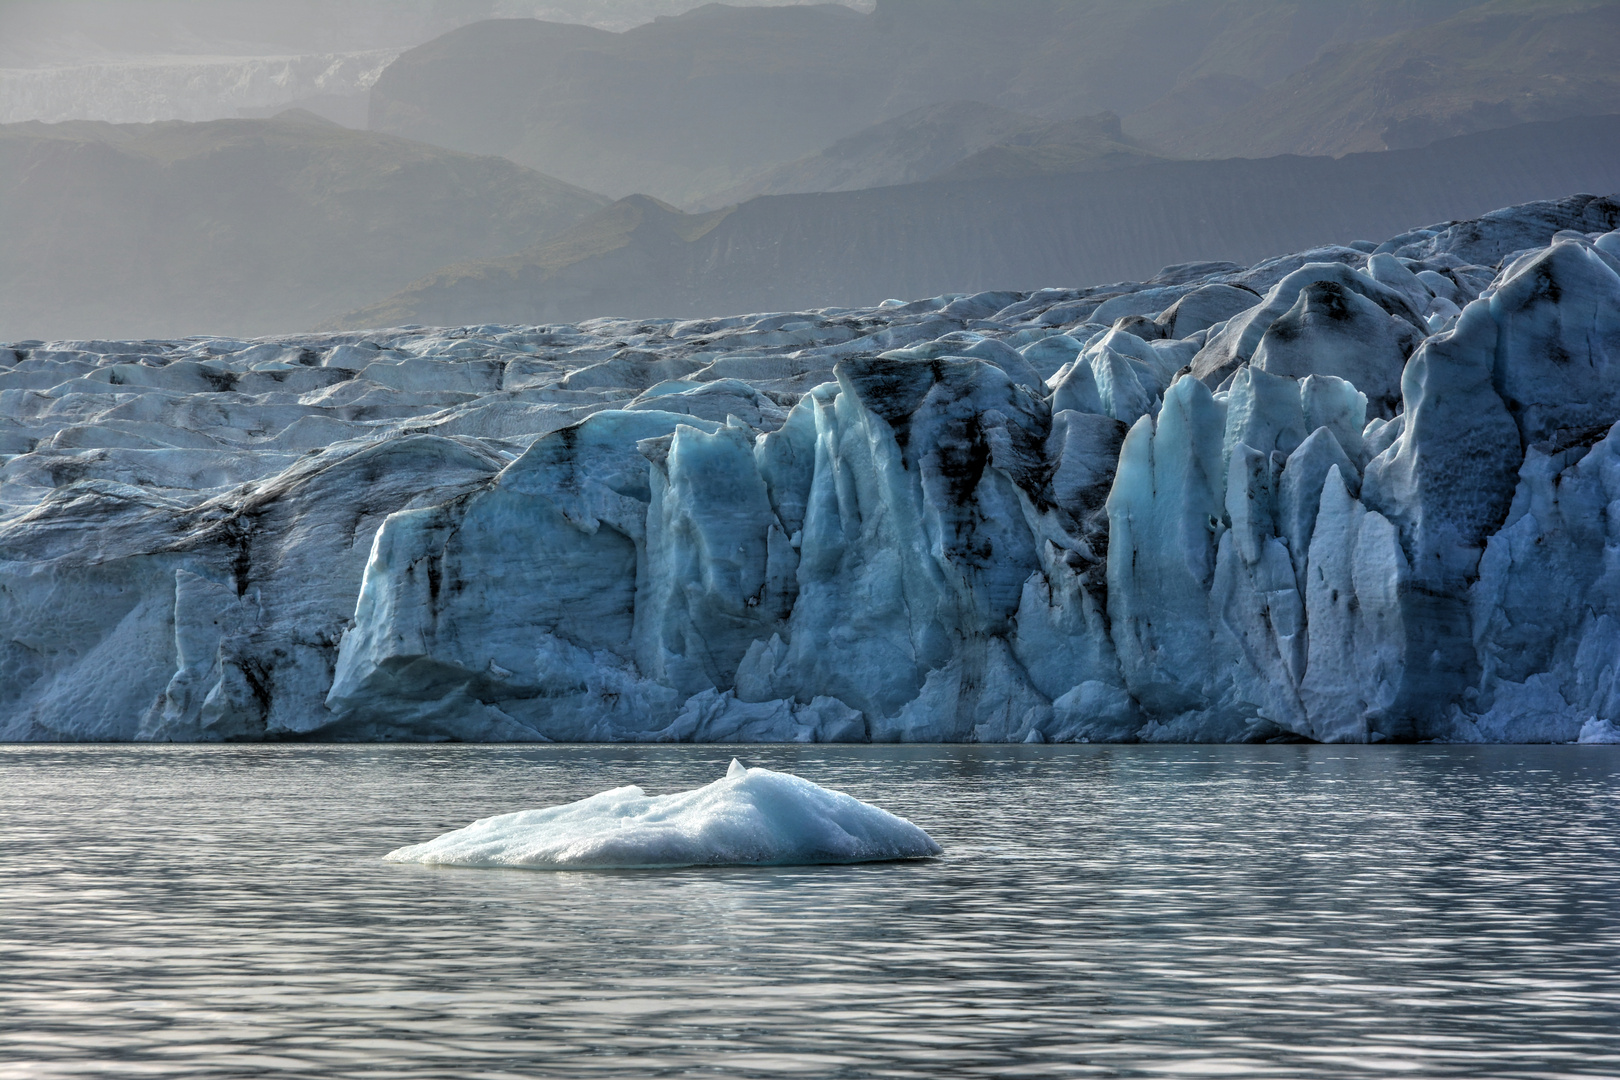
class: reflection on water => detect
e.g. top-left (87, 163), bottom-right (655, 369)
top-left (1, 744), bottom-right (1618, 1078)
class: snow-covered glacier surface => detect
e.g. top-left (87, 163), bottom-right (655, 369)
top-left (384, 758), bottom-right (942, 869)
top-left (5, 193), bottom-right (1620, 744)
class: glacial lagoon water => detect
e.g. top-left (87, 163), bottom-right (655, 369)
top-left (2, 744), bottom-right (1618, 1078)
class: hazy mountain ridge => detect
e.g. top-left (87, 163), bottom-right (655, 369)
top-left (696, 104), bottom-right (1162, 210)
top-left (333, 116), bottom-right (1620, 330)
top-left (0, 0), bottom-right (863, 67)
top-left (932, 113), bottom-right (1166, 184)
top-left (0, 2), bottom-right (870, 127)
top-left (369, 0), bottom-right (1482, 206)
top-left (0, 112), bottom-right (609, 340)
top-left (1148, 0), bottom-right (1620, 158)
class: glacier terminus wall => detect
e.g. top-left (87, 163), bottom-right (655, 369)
top-left (4, 194), bottom-right (1620, 744)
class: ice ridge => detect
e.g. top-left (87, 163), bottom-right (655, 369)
top-left (383, 759), bottom-right (943, 869)
top-left (2, 193), bottom-right (1619, 744)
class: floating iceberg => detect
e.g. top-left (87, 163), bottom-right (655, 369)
top-left (383, 759), bottom-right (942, 869)
top-left (3, 194), bottom-right (1620, 743)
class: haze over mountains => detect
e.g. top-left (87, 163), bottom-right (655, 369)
top-left (370, 0), bottom-right (1501, 206)
top-left (1147, 0), bottom-right (1620, 157)
top-left (1, 0), bottom-right (1617, 340)
top-left (0, 112), bottom-right (605, 339)
top-left (694, 106), bottom-right (1165, 210)
top-left (0, 0), bottom-right (864, 126)
top-left (333, 116), bottom-right (1620, 329)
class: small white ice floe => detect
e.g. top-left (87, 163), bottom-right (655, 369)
top-left (384, 759), bottom-right (942, 870)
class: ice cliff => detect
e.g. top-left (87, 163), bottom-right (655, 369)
top-left (4, 194), bottom-right (1620, 744)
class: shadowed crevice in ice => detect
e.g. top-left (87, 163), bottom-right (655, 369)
top-left (382, 759), bottom-right (942, 869)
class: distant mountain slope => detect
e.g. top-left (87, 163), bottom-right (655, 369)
top-left (0, 112), bottom-right (608, 340)
top-left (369, 0), bottom-right (1478, 205)
top-left (931, 113), bottom-right (1166, 184)
top-left (1147, 0), bottom-right (1620, 157)
top-left (332, 115), bottom-right (1620, 329)
top-left (696, 101), bottom-right (1038, 208)
top-left (698, 105), bottom-right (1162, 210)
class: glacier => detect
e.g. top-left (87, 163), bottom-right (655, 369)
top-left (383, 758), bottom-right (942, 869)
top-left (3, 193), bottom-right (1620, 744)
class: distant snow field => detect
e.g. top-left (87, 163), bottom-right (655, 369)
top-left (0, 51), bottom-right (397, 126)
top-left (2, 194), bottom-right (1618, 744)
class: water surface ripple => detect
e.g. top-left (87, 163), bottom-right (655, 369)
top-left (2, 744), bottom-right (1617, 1078)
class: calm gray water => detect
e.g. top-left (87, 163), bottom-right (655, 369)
top-left (2, 744), bottom-right (1618, 1079)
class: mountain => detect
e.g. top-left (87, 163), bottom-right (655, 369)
top-left (331, 115), bottom-right (1620, 329)
top-left (697, 104), bottom-right (1163, 210)
top-left (1145, 0), bottom-right (1620, 157)
top-left (0, 111), bottom-right (608, 340)
top-left (696, 101), bottom-right (1040, 208)
top-left (331, 194), bottom-right (732, 329)
top-left (930, 113), bottom-right (1166, 183)
top-left (368, 0), bottom-right (1479, 206)
top-left (1122, 74), bottom-right (1267, 150)
top-left (0, 2), bottom-right (857, 127)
